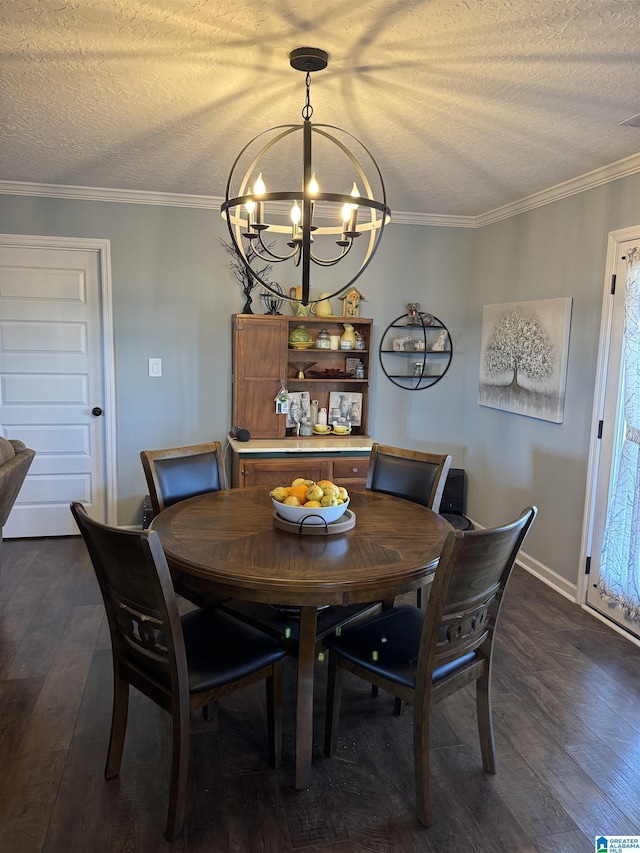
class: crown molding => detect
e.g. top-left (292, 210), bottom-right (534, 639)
top-left (2, 149), bottom-right (639, 228)
top-left (389, 209), bottom-right (477, 228)
top-left (0, 181), bottom-right (221, 209)
top-left (476, 151), bottom-right (640, 227)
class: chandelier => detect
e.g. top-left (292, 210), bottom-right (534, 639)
top-left (221, 47), bottom-right (391, 306)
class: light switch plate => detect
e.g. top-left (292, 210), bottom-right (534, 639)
top-left (148, 357), bottom-right (162, 377)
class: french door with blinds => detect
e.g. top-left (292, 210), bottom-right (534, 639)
top-left (586, 231), bottom-right (640, 638)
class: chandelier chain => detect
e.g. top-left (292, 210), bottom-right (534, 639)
top-left (302, 71), bottom-right (313, 121)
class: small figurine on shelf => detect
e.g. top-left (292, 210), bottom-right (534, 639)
top-left (431, 330), bottom-right (449, 351)
top-left (407, 302), bottom-right (422, 325)
top-left (342, 287), bottom-right (362, 317)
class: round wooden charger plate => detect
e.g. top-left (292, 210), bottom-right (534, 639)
top-left (273, 508), bottom-right (356, 535)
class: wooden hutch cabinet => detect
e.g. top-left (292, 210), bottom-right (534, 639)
top-left (230, 314), bottom-right (373, 487)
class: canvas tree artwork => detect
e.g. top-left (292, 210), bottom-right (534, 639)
top-left (478, 298), bottom-right (572, 423)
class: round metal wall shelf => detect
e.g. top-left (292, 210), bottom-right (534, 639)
top-left (378, 313), bottom-right (452, 390)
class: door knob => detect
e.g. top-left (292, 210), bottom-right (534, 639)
top-left (91, 407), bottom-right (103, 417)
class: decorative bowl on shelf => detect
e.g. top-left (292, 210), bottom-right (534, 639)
top-left (288, 325), bottom-right (313, 348)
top-left (272, 498), bottom-right (350, 526)
top-left (309, 369), bottom-right (351, 378)
top-left (289, 361), bottom-right (317, 379)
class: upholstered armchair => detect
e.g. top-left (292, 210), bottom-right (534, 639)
top-left (0, 437), bottom-right (36, 565)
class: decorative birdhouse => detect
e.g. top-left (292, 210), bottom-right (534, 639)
top-left (342, 288), bottom-right (363, 318)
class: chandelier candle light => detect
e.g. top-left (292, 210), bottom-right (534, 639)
top-left (221, 47), bottom-right (391, 306)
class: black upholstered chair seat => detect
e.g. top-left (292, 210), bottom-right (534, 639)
top-left (323, 605), bottom-right (476, 689)
top-left (180, 609), bottom-right (287, 692)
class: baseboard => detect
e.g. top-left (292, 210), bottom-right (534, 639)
top-left (515, 550), bottom-right (578, 602)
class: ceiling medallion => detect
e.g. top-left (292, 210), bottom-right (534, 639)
top-left (221, 47), bottom-right (391, 306)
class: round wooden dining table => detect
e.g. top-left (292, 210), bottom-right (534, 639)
top-left (151, 486), bottom-right (452, 789)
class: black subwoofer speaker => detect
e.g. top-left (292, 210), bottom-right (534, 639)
top-left (440, 468), bottom-right (467, 515)
top-left (440, 468), bottom-right (473, 530)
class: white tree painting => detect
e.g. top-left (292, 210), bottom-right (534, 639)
top-left (478, 298), bottom-right (572, 423)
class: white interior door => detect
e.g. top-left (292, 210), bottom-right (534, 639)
top-left (0, 237), bottom-right (116, 536)
top-left (585, 233), bottom-right (640, 636)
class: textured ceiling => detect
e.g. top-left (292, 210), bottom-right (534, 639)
top-left (1, 0), bottom-right (639, 217)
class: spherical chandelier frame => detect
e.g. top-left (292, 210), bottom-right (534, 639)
top-left (220, 49), bottom-right (391, 307)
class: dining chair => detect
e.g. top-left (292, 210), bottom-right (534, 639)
top-left (323, 506), bottom-right (537, 827)
top-left (70, 501), bottom-right (286, 841)
top-left (140, 441), bottom-right (227, 517)
top-left (140, 441), bottom-right (228, 606)
top-left (366, 443), bottom-right (452, 608)
top-left (366, 443), bottom-right (452, 513)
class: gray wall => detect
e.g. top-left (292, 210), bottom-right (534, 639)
top-left (462, 174), bottom-right (640, 584)
top-left (2, 172), bottom-right (640, 590)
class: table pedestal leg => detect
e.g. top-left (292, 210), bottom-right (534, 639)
top-left (295, 605), bottom-right (319, 789)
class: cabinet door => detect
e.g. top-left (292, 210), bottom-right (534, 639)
top-left (238, 457), bottom-right (332, 488)
top-left (232, 316), bottom-right (287, 438)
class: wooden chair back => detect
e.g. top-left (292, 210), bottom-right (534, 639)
top-left (141, 441), bottom-right (228, 515)
top-left (70, 501), bottom-right (188, 709)
top-left (366, 443), bottom-right (452, 513)
top-left (419, 506), bottom-right (538, 698)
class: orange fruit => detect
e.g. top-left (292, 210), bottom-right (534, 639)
top-left (287, 484), bottom-right (309, 503)
top-left (317, 480), bottom-right (335, 489)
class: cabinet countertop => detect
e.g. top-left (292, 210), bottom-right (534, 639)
top-left (229, 437), bottom-right (373, 454)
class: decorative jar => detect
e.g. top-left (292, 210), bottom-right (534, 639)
top-left (315, 293), bottom-right (333, 317)
top-left (316, 328), bottom-right (331, 349)
top-left (340, 323), bottom-right (356, 350)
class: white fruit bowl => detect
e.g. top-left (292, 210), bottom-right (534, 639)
top-left (272, 498), bottom-right (350, 526)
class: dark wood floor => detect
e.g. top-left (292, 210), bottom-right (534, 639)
top-left (2, 536), bottom-right (640, 852)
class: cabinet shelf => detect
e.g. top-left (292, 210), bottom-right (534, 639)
top-left (289, 378), bottom-right (367, 384)
top-left (288, 349), bottom-right (369, 355)
top-left (387, 323), bottom-right (445, 330)
top-left (380, 349), bottom-right (450, 355)
top-left (387, 374), bottom-right (444, 379)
